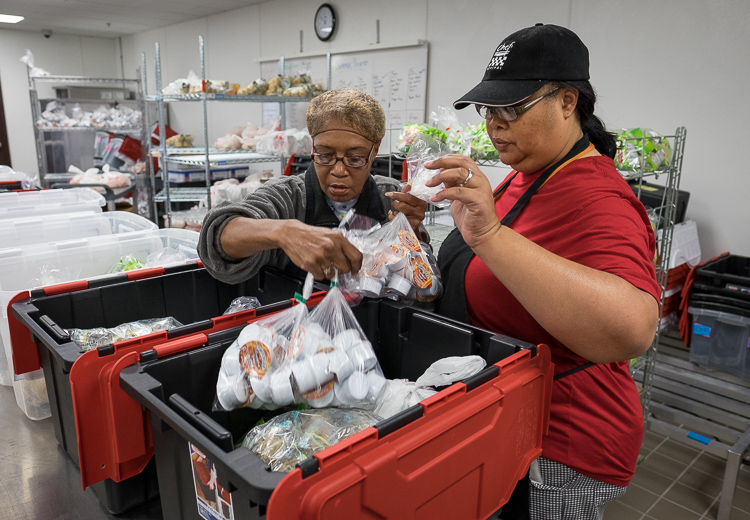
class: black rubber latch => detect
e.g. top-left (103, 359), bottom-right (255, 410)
top-left (140, 349), bottom-right (157, 363)
top-left (257, 300), bottom-right (292, 317)
top-left (167, 320), bottom-right (211, 339)
top-left (375, 404), bottom-right (423, 438)
top-left (30, 288), bottom-right (46, 298)
top-left (514, 344), bottom-right (538, 357)
top-left (40, 315), bottom-right (69, 341)
top-left (97, 344), bottom-right (115, 357)
top-left (89, 274), bottom-right (126, 288)
top-left (462, 365), bottom-right (500, 392)
top-left (298, 456), bottom-right (320, 478)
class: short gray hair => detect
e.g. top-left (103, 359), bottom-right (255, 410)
top-left (306, 88), bottom-right (386, 143)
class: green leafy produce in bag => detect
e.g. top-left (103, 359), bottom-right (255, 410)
top-left (614, 128), bottom-right (671, 172)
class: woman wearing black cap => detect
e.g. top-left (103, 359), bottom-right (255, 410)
top-left (426, 24), bottom-right (660, 520)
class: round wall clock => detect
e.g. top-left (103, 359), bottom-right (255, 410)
top-left (314, 4), bottom-right (336, 42)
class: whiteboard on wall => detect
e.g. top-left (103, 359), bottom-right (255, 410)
top-left (260, 43), bottom-right (428, 152)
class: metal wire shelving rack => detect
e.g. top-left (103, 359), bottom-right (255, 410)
top-left (27, 74), bottom-right (152, 218)
top-left (144, 35), bottom-right (331, 226)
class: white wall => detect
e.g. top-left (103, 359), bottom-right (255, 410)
top-left (108, 0), bottom-right (750, 258)
top-left (0, 29), bottom-right (119, 176)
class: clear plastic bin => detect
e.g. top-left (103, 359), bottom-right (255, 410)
top-left (0, 211), bottom-right (157, 249)
top-left (0, 228), bottom-right (200, 420)
top-left (688, 305), bottom-right (750, 379)
top-left (0, 188), bottom-right (105, 220)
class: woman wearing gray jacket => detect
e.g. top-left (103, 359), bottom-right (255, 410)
top-left (198, 88), bottom-right (427, 284)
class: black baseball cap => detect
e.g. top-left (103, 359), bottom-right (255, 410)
top-left (453, 23), bottom-right (590, 110)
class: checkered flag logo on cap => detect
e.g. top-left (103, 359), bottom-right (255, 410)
top-left (486, 41), bottom-right (514, 71)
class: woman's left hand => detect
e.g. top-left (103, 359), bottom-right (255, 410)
top-left (425, 154), bottom-right (501, 249)
top-left (386, 183), bottom-right (427, 232)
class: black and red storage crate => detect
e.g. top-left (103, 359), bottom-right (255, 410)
top-left (119, 298), bottom-right (553, 520)
top-left (9, 264), bottom-right (327, 514)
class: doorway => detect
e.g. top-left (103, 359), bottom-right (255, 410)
top-left (0, 76), bottom-right (12, 166)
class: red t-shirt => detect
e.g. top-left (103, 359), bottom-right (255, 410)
top-left (465, 155), bottom-right (661, 487)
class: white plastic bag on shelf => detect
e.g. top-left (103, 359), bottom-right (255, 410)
top-left (20, 49), bottom-right (50, 77)
top-left (255, 129), bottom-right (312, 156)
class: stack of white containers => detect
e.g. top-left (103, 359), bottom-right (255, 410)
top-left (0, 189), bottom-right (201, 421)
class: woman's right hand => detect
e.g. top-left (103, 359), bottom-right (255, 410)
top-left (425, 155), bottom-right (502, 249)
top-left (280, 220), bottom-right (363, 280)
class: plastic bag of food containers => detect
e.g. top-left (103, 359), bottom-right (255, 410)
top-left (214, 273), bottom-right (388, 412)
top-left (615, 128), bottom-right (672, 172)
top-left (338, 211), bottom-right (444, 303)
top-left (405, 133), bottom-right (451, 208)
top-left (242, 407), bottom-right (381, 472)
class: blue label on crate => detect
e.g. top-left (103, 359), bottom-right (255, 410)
top-left (215, 94), bottom-right (225, 99)
top-left (217, 161), bottom-right (227, 165)
top-left (693, 323), bottom-right (711, 337)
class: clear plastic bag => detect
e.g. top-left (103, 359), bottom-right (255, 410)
top-left (214, 275), bottom-right (314, 412)
top-left (223, 296), bottom-right (262, 315)
top-left (406, 133), bottom-right (451, 208)
top-left (66, 316), bottom-right (183, 351)
top-left (145, 247), bottom-right (189, 268)
top-left (396, 123), bottom-right (448, 154)
top-left (338, 211), bottom-right (443, 303)
top-left (108, 255), bottom-right (144, 273)
top-left (214, 274), bottom-right (387, 412)
top-left (242, 408), bottom-right (381, 472)
top-left (614, 128), bottom-right (672, 172)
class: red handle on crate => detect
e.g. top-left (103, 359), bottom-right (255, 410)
top-left (126, 267), bottom-right (165, 281)
top-left (8, 291), bottom-right (39, 376)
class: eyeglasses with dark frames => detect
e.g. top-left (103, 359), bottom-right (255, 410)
top-left (476, 88), bottom-right (560, 122)
top-left (312, 143), bottom-right (375, 168)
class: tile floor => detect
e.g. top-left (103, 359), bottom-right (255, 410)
top-left (605, 429), bottom-right (750, 520)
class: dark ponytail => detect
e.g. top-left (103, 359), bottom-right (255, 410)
top-left (552, 80), bottom-right (616, 159)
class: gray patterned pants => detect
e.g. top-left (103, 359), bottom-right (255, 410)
top-left (528, 457), bottom-right (627, 520)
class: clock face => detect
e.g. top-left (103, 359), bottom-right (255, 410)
top-left (315, 4), bottom-right (336, 41)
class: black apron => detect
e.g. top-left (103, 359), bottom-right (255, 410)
top-left (435, 135), bottom-right (594, 520)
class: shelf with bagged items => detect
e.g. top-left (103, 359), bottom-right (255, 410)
top-left (145, 36), bottom-right (330, 223)
top-left (26, 70), bottom-right (154, 220)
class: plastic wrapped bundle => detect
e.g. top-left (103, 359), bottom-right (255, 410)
top-left (67, 317), bottom-right (183, 351)
top-left (338, 211), bottom-right (443, 303)
top-left (242, 408), bottom-right (381, 472)
top-left (615, 128), bottom-right (672, 172)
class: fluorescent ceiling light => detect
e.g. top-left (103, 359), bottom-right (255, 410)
top-left (0, 14), bottom-right (24, 24)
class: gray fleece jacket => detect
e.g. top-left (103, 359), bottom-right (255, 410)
top-left (198, 168), bottom-right (402, 284)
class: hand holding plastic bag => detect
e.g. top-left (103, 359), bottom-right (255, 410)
top-left (338, 211), bottom-right (443, 303)
top-left (406, 133), bottom-right (451, 208)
